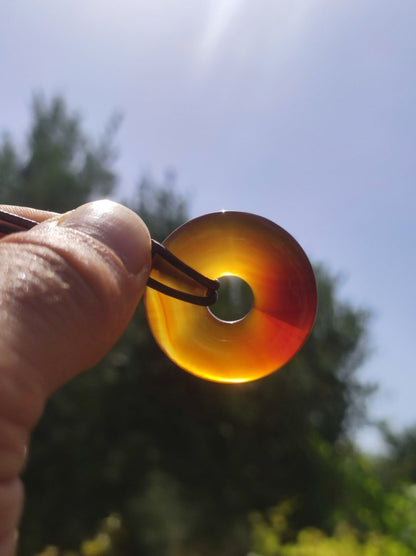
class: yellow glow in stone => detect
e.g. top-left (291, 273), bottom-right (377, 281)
top-left (145, 211), bottom-right (317, 383)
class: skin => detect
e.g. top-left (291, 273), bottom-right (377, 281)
top-left (0, 201), bottom-right (152, 555)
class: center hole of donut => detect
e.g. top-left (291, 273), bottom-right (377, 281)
top-left (209, 275), bottom-right (254, 322)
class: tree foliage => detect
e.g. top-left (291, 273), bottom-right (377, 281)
top-left (0, 94), bottom-right (387, 556)
top-left (33, 487), bottom-right (416, 556)
top-left (129, 172), bottom-right (188, 242)
top-left (249, 500), bottom-right (416, 556)
top-left (0, 94), bottom-right (118, 212)
top-left (371, 424), bottom-right (416, 493)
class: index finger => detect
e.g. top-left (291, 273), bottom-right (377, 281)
top-left (0, 205), bottom-right (60, 238)
top-left (0, 205), bottom-right (59, 224)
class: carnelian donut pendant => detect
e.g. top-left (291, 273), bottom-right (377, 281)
top-left (144, 211), bottom-right (317, 383)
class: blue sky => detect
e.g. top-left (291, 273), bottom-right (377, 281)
top-left (1, 0), bottom-right (415, 451)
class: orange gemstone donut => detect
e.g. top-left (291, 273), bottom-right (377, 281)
top-left (144, 211), bottom-right (317, 383)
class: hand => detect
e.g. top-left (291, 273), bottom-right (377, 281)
top-left (0, 201), bottom-right (151, 556)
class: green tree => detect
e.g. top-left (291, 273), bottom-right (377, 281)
top-left (130, 171), bottom-right (188, 242)
top-left (249, 502), bottom-right (415, 556)
top-left (0, 94), bottom-right (118, 211)
top-left (375, 424), bottom-right (416, 488)
top-left (0, 94), bottom-right (374, 556)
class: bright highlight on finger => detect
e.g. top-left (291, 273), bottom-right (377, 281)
top-left (145, 211), bottom-right (317, 383)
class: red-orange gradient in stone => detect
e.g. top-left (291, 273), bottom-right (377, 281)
top-left (145, 211), bottom-right (317, 383)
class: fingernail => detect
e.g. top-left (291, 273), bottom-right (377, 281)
top-left (57, 200), bottom-right (151, 275)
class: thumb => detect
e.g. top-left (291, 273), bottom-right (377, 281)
top-left (0, 198), bottom-right (152, 424)
top-left (0, 200), bottom-right (151, 554)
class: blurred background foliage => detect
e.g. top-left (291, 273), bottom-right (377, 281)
top-left (1, 95), bottom-right (415, 555)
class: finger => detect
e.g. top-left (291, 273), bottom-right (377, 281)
top-left (0, 480), bottom-right (22, 556)
top-left (0, 530), bottom-right (18, 556)
top-left (0, 205), bottom-right (58, 225)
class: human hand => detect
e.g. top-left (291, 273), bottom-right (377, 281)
top-left (0, 201), bottom-right (151, 556)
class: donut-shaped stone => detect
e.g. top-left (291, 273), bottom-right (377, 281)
top-left (145, 211), bottom-right (317, 383)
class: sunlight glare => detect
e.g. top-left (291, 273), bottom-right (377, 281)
top-left (199, 0), bottom-right (246, 62)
